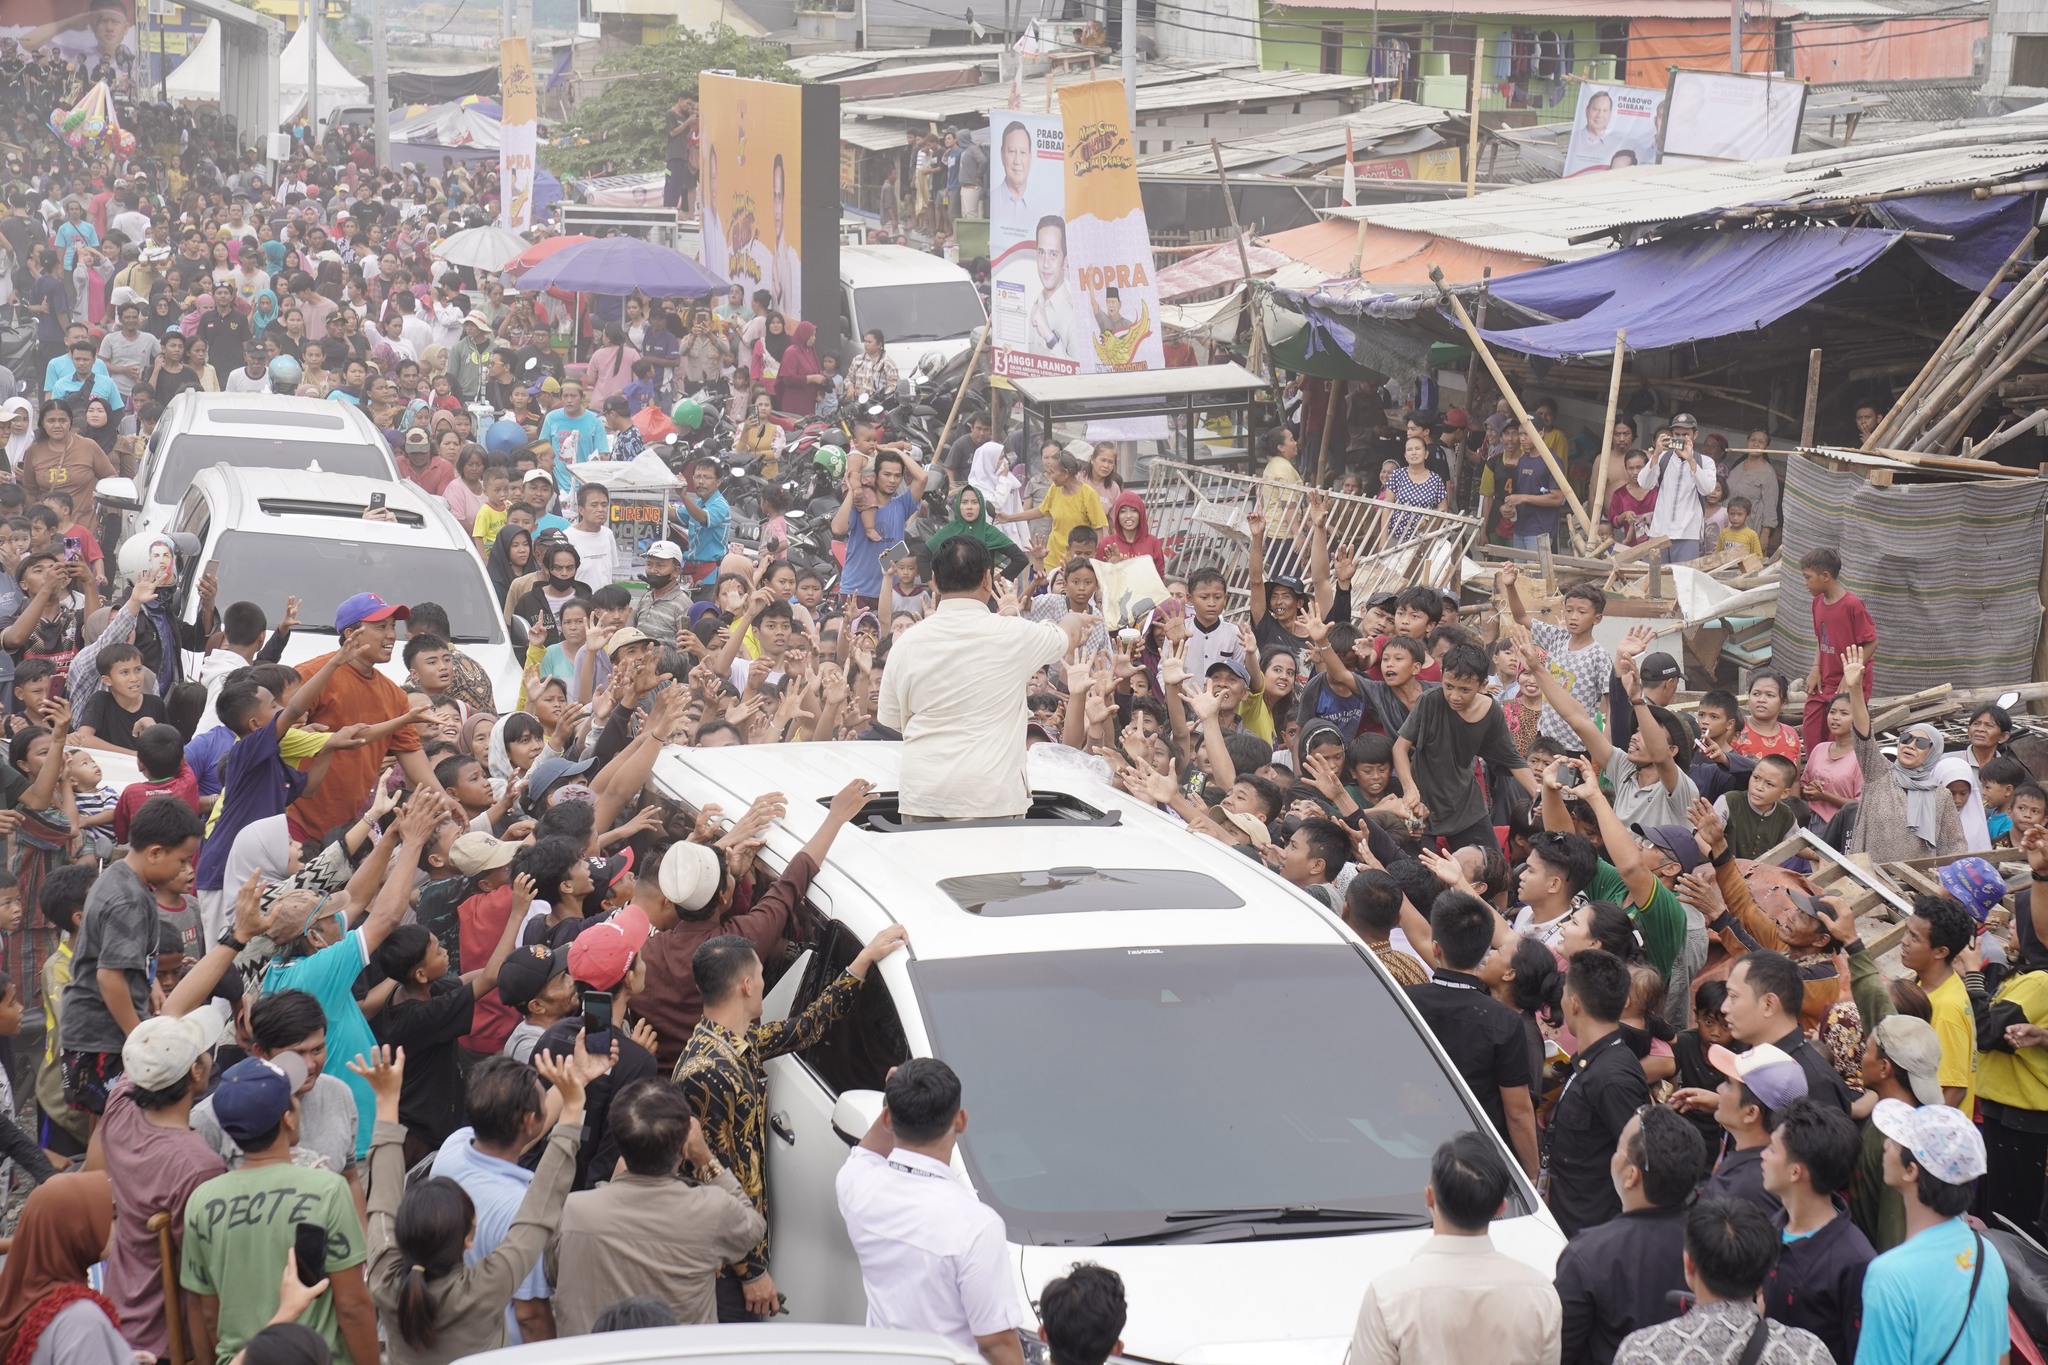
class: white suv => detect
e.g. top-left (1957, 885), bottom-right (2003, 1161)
top-left (111, 392), bottom-right (400, 547)
top-left (152, 466), bottom-right (517, 708)
top-left (650, 742), bottom-right (1566, 1365)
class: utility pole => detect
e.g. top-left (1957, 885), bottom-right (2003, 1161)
top-left (308, 0), bottom-right (319, 138)
top-left (1122, 0), bottom-right (1137, 134)
top-left (1730, 0), bottom-right (1742, 71)
top-left (371, 0), bottom-right (390, 168)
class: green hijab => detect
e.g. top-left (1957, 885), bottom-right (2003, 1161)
top-left (927, 485), bottom-right (1016, 556)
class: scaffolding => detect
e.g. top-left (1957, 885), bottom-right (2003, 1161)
top-left (1142, 460), bottom-right (1485, 618)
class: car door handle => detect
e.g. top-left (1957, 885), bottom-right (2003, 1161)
top-left (769, 1113), bottom-right (796, 1146)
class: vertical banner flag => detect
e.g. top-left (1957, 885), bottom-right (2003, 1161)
top-left (499, 37), bottom-right (537, 232)
top-left (988, 110), bottom-right (1064, 387)
top-left (698, 73), bottom-right (806, 322)
top-left (1058, 79), bottom-right (1164, 378)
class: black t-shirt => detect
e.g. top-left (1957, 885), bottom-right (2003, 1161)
top-left (78, 690), bottom-right (168, 751)
top-left (1546, 1029), bottom-right (1652, 1238)
top-left (1404, 969), bottom-right (1531, 1147)
top-left (535, 1016), bottom-right (659, 1190)
top-left (371, 975), bottom-right (477, 1149)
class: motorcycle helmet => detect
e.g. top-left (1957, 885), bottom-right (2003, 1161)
top-left (267, 355), bottom-right (302, 387)
top-left (812, 444), bottom-right (846, 480)
top-left (670, 397), bottom-right (704, 432)
top-left (485, 419), bottom-right (527, 455)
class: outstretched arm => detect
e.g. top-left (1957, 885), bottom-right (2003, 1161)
top-left (1512, 624), bottom-right (1614, 768)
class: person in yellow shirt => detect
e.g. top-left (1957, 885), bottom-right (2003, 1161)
top-left (1717, 497), bottom-right (1764, 559)
top-left (471, 465), bottom-right (513, 552)
top-left (1901, 898), bottom-right (1978, 1109)
top-left (997, 451), bottom-right (1104, 569)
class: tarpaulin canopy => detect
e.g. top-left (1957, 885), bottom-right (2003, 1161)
top-left (1159, 222), bottom-right (1540, 302)
top-left (1874, 190), bottom-right (2037, 295)
top-left (1477, 226), bottom-right (1900, 360)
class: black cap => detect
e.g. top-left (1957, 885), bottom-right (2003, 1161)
top-left (1639, 652), bottom-right (1682, 684)
top-left (496, 942), bottom-right (568, 1009)
top-left (601, 394), bottom-right (631, 416)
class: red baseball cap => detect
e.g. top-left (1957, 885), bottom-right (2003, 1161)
top-left (567, 905), bottom-right (651, 990)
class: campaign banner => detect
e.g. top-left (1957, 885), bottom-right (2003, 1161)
top-left (988, 111), bottom-right (1065, 386)
top-left (499, 37), bottom-right (537, 232)
top-left (1563, 82), bottom-right (1665, 177)
top-left (1059, 79), bottom-right (1164, 379)
top-left (0, 0), bottom-right (141, 99)
top-left (1660, 70), bottom-right (1804, 167)
top-left (699, 73), bottom-right (804, 324)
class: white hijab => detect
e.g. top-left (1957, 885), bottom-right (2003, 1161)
top-left (1932, 754), bottom-right (1992, 852)
top-left (969, 440), bottom-right (1026, 548)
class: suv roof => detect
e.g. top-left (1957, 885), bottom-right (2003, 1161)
top-left (839, 243), bottom-right (975, 287)
top-left (159, 391), bottom-right (388, 446)
top-left (193, 466), bottom-right (470, 548)
top-left (653, 742), bottom-right (1346, 962)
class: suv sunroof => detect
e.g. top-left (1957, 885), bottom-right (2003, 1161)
top-left (939, 868), bottom-right (1245, 916)
top-left (832, 791), bottom-right (1117, 832)
top-left (205, 409), bottom-right (348, 430)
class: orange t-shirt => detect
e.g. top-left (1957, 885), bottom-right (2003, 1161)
top-left (286, 653), bottom-right (422, 840)
top-left (1733, 721), bottom-right (1803, 765)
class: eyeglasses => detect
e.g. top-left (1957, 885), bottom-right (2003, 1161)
top-left (1898, 735), bottom-right (1935, 751)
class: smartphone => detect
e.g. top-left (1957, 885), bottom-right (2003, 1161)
top-left (368, 490), bottom-right (386, 511)
top-left (876, 538), bottom-right (910, 574)
top-left (1551, 760), bottom-right (1574, 785)
top-left (581, 989), bottom-right (614, 1033)
top-left (292, 1220), bottom-right (328, 1287)
top-left (61, 536), bottom-right (79, 562)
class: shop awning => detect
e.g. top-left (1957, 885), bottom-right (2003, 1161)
top-left (1477, 226), bottom-right (1901, 360)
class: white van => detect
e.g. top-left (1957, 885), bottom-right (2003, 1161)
top-left (839, 245), bottom-right (986, 395)
top-left (650, 741), bottom-right (1566, 1364)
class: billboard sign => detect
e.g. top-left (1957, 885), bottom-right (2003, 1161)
top-left (1659, 69), bottom-right (1805, 166)
top-left (1563, 82), bottom-right (1665, 177)
top-left (499, 37), bottom-right (537, 231)
top-left (0, 0), bottom-right (141, 98)
top-left (989, 111), bottom-right (1067, 384)
top-left (698, 72), bottom-right (804, 323)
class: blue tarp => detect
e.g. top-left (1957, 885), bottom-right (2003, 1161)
top-left (1875, 190), bottom-right (2036, 295)
top-left (1475, 226), bottom-right (1901, 360)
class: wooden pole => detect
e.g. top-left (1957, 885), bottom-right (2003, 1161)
top-left (932, 324), bottom-right (990, 462)
top-left (1965, 406), bottom-right (2048, 461)
top-left (1586, 328), bottom-right (1627, 550)
top-left (1801, 347), bottom-right (1823, 447)
top-left (1212, 138), bottom-right (1267, 381)
top-left (1437, 280), bottom-right (1596, 541)
top-left (1871, 226), bottom-right (2036, 448)
top-left (1464, 36), bottom-right (1483, 199)
top-left (2033, 460), bottom-right (2048, 717)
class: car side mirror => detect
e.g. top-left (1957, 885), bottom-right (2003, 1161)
top-left (831, 1088), bottom-right (884, 1147)
top-left (507, 615), bottom-right (529, 649)
top-left (96, 477), bottom-right (141, 512)
top-left (1998, 690), bottom-right (2021, 711)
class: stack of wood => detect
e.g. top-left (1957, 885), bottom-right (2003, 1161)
top-left (1868, 227), bottom-right (2048, 458)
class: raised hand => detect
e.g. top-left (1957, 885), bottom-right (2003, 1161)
top-left (993, 575), bottom-right (1021, 617)
top-left (1158, 638), bottom-right (1189, 690)
top-left (1686, 795), bottom-right (1728, 858)
top-left (1246, 498), bottom-right (1266, 541)
top-left (510, 872), bottom-right (537, 920)
top-left (1182, 682), bottom-right (1222, 724)
top-left (345, 1044), bottom-right (404, 1107)
top-left (1839, 643), bottom-right (1867, 689)
top-left (1617, 624), bottom-right (1658, 662)
top-left (1304, 749), bottom-right (1345, 801)
top-left (828, 777), bottom-right (876, 823)
top-left (1497, 563), bottom-right (1519, 592)
top-left (1676, 866), bottom-right (1725, 917)
top-left (280, 595), bottom-right (301, 632)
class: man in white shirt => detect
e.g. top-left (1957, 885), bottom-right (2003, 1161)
top-left (109, 194), bottom-right (151, 246)
top-left (1350, 1131), bottom-right (1560, 1364)
top-left (1640, 412), bottom-right (1717, 565)
top-left (563, 482), bottom-right (617, 592)
top-left (838, 1059), bottom-right (1026, 1365)
top-left (223, 341), bottom-right (272, 394)
top-left (878, 535), bottom-right (1088, 819)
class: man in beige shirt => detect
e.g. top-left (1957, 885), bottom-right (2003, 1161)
top-left (1349, 1132), bottom-right (1560, 1365)
top-left (546, 1076), bottom-right (764, 1333)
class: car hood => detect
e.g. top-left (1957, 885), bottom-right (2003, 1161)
top-left (1015, 1214), bottom-right (1564, 1365)
top-left (884, 338), bottom-right (972, 387)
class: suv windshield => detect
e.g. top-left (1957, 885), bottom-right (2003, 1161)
top-left (206, 530), bottom-right (503, 643)
top-left (157, 436), bottom-right (393, 501)
top-left (852, 281), bottom-right (985, 345)
top-left (916, 944), bottom-right (1527, 1243)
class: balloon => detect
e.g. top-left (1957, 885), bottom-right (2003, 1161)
top-left (669, 397), bottom-right (703, 432)
top-left (116, 130), bottom-right (136, 153)
top-left (268, 356), bottom-right (302, 387)
top-left (812, 445), bottom-right (846, 479)
top-left (485, 419), bottom-right (527, 455)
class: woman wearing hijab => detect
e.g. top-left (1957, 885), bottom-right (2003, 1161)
top-left (78, 395), bottom-right (119, 457)
top-left (926, 485), bottom-right (1025, 577)
top-left (1103, 489), bottom-right (1165, 575)
top-left (487, 526), bottom-right (534, 610)
top-left (771, 319), bottom-right (822, 415)
top-left (0, 1171), bottom-right (125, 1365)
top-left (2, 398), bottom-right (34, 471)
top-left (750, 312), bottom-right (791, 406)
top-left (1841, 646), bottom-right (1966, 863)
top-left (1932, 753), bottom-right (1994, 851)
top-left (968, 439), bottom-right (1027, 548)
top-left (250, 287), bottom-right (281, 339)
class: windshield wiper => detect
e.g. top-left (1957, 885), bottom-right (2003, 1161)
top-left (446, 634), bottom-right (495, 644)
top-left (1069, 1206), bottom-right (1430, 1247)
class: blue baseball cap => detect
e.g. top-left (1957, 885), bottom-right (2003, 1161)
top-left (210, 1052), bottom-right (308, 1143)
top-left (334, 592), bottom-right (410, 632)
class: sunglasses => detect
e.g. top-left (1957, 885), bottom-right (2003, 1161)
top-left (1898, 735), bottom-right (1935, 751)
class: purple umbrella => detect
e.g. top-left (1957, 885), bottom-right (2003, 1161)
top-left (513, 235), bottom-right (725, 298)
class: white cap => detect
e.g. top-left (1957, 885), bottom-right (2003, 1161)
top-left (659, 841), bottom-right (722, 912)
top-left (644, 539), bottom-right (684, 563)
top-left (122, 1006), bottom-right (229, 1091)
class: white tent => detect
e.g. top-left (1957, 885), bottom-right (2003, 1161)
top-left (277, 23), bottom-right (367, 127)
top-left (163, 19), bottom-right (223, 104)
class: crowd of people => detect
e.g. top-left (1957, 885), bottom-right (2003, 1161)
top-left (0, 70), bottom-right (2040, 1365)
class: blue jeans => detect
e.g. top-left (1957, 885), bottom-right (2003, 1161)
top-left (1512, 532), bottom-right (1550, 551)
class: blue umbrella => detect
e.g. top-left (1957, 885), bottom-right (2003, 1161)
top-left (513, 235), bottom-right (724, 298)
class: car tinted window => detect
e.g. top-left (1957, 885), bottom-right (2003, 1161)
top-left (850, 282), bottom-right (985, 345)
top-left (938, 869), bottom-right (1243, 916)
top-left (206, 530), bottom-right (502, 643)
top-left (158, 435), bottom-right (393, 499)
top-left (916, 944), bottom-right (1529, 1240)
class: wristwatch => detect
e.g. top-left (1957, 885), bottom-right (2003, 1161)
top-left (695, 1159), bottom-right (724, 1182)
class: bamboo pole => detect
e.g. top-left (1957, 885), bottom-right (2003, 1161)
top-left (1211, 139), bottom-right (1267, 383)
top-left (1801, 348), bottom-right (1823, 447)
top-left (1892, 249), bottom-right (2048, 445)
top-left (1965, 407), bottom-right (2048, 461)
top-left (1586, 328), bottom-right (1627, 551)
top-left (1922, 300), bottom-right (2048, 452)
top-left (1433, 271), bottom-right (1596, 541)
top-left (931, 324), bottom-right (990, 462)
top-left (1464, 37), bottom-right (1482, 199)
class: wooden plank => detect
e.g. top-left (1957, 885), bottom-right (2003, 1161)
top-left (1865, 918), bottom-right (1913, 958)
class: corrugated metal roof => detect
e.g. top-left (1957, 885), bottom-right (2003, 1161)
top-left (1349, 121), bottom-right (2048, 259)
top-left (1136, 99), bottom-right (1452, 175)
top-left (838, 58), bottom-right (1248, 123)
top-left (787, 43), bottom-right (1006, 80)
